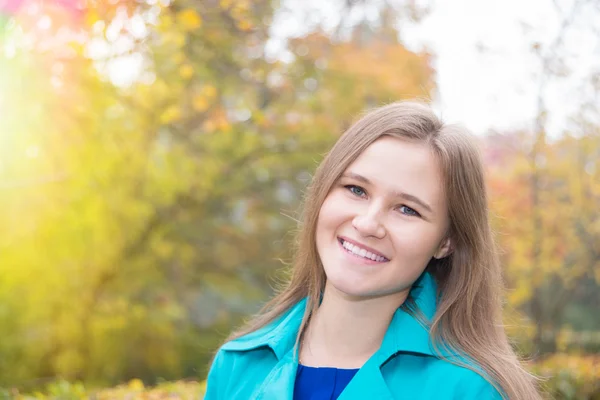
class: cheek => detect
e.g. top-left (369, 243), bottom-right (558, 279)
top-left (390, 224), bottom-right (444, 257)
top-left (317, 193), bottom-right (349, 229)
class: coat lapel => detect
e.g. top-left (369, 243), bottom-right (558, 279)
top-left (254, 347), bottom-right (298, 400)
top-left (338, 354), bottom-right (394, 400)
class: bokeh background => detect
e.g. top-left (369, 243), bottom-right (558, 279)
top-left (0, 0), bottom-right (599, 398)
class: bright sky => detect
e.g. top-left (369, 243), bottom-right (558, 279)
top-left (400, 0), bottom-right (599, 137)
top-left (272, 0), bottom-right (600, 137)
top-left (6, 0), bottom-right (595, 139)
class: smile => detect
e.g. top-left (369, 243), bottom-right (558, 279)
top-left (338, 237), bottom-right (390, 263)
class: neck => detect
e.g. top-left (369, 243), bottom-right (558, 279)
top-left (300, 283), bottom-right (409, 369)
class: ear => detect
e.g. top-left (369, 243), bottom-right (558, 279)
top-left (433, 237), bottom-right (453, 259)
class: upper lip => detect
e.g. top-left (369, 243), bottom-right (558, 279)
top-left (338, 236), bottom-right (390, 260)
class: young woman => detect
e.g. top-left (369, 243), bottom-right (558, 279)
top-left (204, 102), bottom-right (541, 400)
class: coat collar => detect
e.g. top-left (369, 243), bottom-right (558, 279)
top-left (222, 271), bottom-right (446, 363)
top-left (220, 296), bottom-right (307, 360)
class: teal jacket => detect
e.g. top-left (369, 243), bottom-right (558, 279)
top-left (205, 273), bottom-right (503, 399)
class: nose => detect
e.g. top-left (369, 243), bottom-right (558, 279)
top-left (352, 207), bottom-right (386, 239)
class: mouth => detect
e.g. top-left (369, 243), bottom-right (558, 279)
top-left (337, 237), bottom-right (390, 263)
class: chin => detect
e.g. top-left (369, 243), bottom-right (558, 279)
top-left (325, 272), bottom-right (380, 298)
top-left (324, 264), bottom-right (416, 301)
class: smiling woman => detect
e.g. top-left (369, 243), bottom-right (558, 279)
top-left (315, 137), bottom-right (450, 306)
top-left (204, 101), bottom-right (542, 400)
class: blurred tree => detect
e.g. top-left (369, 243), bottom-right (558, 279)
top-left (486, 114), bottom-right (600, 356)
top-left (0, 0), bottom-right (434, 388)
top-left (484, 0), bottom-right (600, 356)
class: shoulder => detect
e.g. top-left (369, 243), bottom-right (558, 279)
top-left (204, 343), bottom-right (279, 400)
top-left (426, 358), bottom-right (503, 399)
top-left (382, 355), bottom-right (504, 399)
top-left (452, 366), bottom-right (504, 399)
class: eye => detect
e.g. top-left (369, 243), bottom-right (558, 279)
top-left (398, 205), bottom-right (421, 217)
top-left (344, 185), bottom-right (367, 198)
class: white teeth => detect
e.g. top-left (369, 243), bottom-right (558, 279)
top-left (341, 240), bottom-right (386, 262)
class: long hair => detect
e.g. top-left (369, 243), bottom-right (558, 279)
top-left (226, 101), bottom-right (541, 399)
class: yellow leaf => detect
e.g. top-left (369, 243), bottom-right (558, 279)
top-left (160, 105), bottom-right (181, 124)
top-left (192, 95), bottom-right (210, 112)
top-left (179, 64), bottom-right (194, 79)
top-left (253, 111), bottom-right (268, 127)
top-left (177, 9), bottom-right (202, 31)
top-left (128, 379), bottom-right (144, 390)
top-left (217, 117), bottom-right (231, 132)
top-left (173, 51), bottom-right (186, 64)
top-left (237, 20), bottom-right (253, 32)
top-left (202, 85), bottom-right (217, 98)
top-left (209, 109), bottom-right (231, 132)
top-left (219, 0), bottom-right (233, 9)
top-left (85, 10), bottom-right (100, 28)
top-left (163, 31), bottom-right (186, 48)
top-left (158, 13), bottom-right (173, 30)
top-left (234, 1), bottom-right (250, 12)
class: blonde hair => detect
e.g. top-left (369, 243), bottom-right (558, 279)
top-left (226, 101), bottom-right (541, 399)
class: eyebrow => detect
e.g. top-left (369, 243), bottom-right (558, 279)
top-left (341, 172), bottom-right (434, 214)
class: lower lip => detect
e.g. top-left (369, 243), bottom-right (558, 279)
top-left (337, 239), bottom-right (388, 265)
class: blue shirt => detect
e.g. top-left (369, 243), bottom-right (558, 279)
top-left (294, 364), bottom-right (359, 400)
top-left (205, 272), bottom-right (504, 400)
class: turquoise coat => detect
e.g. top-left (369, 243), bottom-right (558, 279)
top-left (204, 273), bottom-right (503, 399)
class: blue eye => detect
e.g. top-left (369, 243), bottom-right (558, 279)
top-left (345, 185), bottom-right (366, 197)
top-left (399, 205), bottom-right (420, 217)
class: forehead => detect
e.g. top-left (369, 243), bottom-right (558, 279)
top-left (345, 137), bottom-right (446, 206)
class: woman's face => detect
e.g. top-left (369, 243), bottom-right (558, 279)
top-left (315, 136), bottom-right (452, 300)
